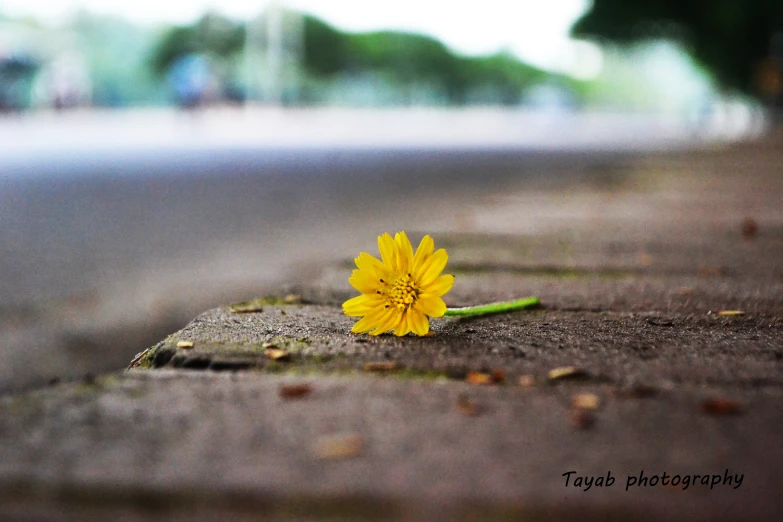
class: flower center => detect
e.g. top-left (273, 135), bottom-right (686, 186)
top-left (386, 273), bottom-right (419, 311)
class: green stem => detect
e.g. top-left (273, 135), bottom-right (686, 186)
top-left (444, 297), bottom-right (541, 317)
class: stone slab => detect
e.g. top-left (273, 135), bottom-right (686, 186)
top-left (2, 139), bottom-right (782, 520)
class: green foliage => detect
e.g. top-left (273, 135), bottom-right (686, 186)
top-left (301, 15), bottom-right (351, 76)
top-left (572, 0), bottom-right (783, 94)
top-left (301, 16), bottom-right (576, 105)
top-left (148, 13), bottom-right (246, 76)
top-left (460, 53), bottom-right (549, 105)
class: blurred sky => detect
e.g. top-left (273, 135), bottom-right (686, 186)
top-left (0, 0), bottom-right (602, 78)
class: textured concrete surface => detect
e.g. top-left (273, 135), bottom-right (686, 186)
top-left (2, 370), bottom-right (780, 521)
top-left (2, 137), bottom-right (782, 520)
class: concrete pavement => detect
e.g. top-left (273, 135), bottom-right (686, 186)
top-left (1, 135), bottom-right (782, 520)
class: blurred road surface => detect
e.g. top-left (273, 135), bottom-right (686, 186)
top-left (0, 107), bottom-right (761, 392)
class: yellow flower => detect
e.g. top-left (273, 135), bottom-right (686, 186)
top-left (343, 232), bottom-right (454, 336)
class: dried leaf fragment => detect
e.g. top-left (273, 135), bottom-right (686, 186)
top-left (624, 384), bottom-right (658, 399)
top-left (570, 409), bottom-right (595, 429)
top-left (456, 394), bottom-right (479, 416)
top-left (637, 253), bottom-right (654, 267)
top-left (741, 217), bottom-right (758, 239)
top-left (548, 366), bottom-right (588, 382)
top-left (363, 362), bottom-right (397, 372)
top-left (176, 340), bottom-right (194, 349)
top-left (699, 265), bottom-right (723, 278)
top-left (518, 375), bottom-right (536, 388)
top-left (466, 371), bottom-right (493, 385)
top-left (314, 433), bottom-right (364, 460)
top-left (490, 369), bottom-right (506, 384)
top-left (128, 348), bottom-right (150, 369)
top-left (572, 393), bottom-right (600, 410)
top-left (279, 383), bottom-right (312, 399)
top-left (265, 348), bottom-right (290, 361)
top-left (701, 397), bottom-right (742, 416)
top-left (717, 310), bottom-right (745, 317)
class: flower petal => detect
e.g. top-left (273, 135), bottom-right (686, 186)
top-left (415, 248), bottom-right (448, 286)
top-left (355, 252), bottom-right (390, 279)
top-left (394, 231), bottom-right (414, 273)
top-left (393, 311), bottom-right (412, 336)
top-left (377, 233), bottom-right (398, 272)
top-left (412, 235), bottom-right (434, 273)
top-left (349, 269), bottom-right (383, 294)
top-left (351, 310), bottom-right (386, 333)
top-left (369, 307), bottom-right (400, 336)
top-left (342, 294), bottom-right (384, 316)
top-left (408, 308), bottom-right (430, 336)
top-left (415, 294), bottom-right (447, 318)
top-left (421, 274), bottom-right (454, 297)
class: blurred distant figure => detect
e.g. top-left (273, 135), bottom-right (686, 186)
top-left (166, 53), bottom-right (215, 109)
top-left (0, 54), bottom-right (39, 112)
top-left (32, 52), bottom-right (92, 110)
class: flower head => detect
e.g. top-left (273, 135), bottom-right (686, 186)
top-left (343, 232), bottom-right (454, 336)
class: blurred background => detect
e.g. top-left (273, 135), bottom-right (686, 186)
top-left (1, 0), bottom-right (782, 391)
top-left (1, 0), bottom-right (779, 120)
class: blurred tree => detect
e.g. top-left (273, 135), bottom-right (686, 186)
top-left (461, 53), bottom-right (548, 105)
top-left (145, 11), bottom-right (584, 107)
top-left (572, 0), bottom-right (783, 96)
top-left (348, 31), bottom-right (464, 102)
top-left (301, 15), bottom-right (573, 105)
top-left (149, 13), bottom-right (245, 76)
top-left (301, 15), bottom-right (351, 76)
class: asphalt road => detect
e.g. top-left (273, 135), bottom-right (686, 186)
top-left (0, 107), bottom-right (738, 303)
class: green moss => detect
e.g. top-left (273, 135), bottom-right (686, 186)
top-left (229, 294), bottom-right (303, 313)
top-left (265, 360), bottom-right (287, 373)
top-left (209, 337), bottom-right (311, 356)
top-left (449, 263), bottom-right (639, 279)
top-left (74, 375), bottom-right (120, 395)
top-left (131, 333), bottom-right (461, 383)
top-left (391, 368), bottom-right (450, 381)
top-left (132, 340), bottom-right (460, 383)
top-left (129, 346), bottom-right (158, 369)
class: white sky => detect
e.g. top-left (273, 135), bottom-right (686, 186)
top-left (0, 0), bottom-right (602, 78)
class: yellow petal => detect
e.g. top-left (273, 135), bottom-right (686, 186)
top-left (352, 311), bottom-right (384, 333)
top-left (421, 274), bottom-right (454, 297)
top-left (415, 248), bottom-right (448, 286)
top-left (355, 252), bottom-right (390, 279)
top-left (412, 235), bottom-right (434, 272)
top-left (369, 307), bottom-right (400, 336)
top-left (349, 269), bottom-right (383, 294)
top-left (393, 311), bottom-right (412, 336)
top-left (415, 295), bottom-right (447, 318)
top-left (377, 233), bottom-right (398, 272)
top-left (408, 308), bottom-right (430, 336)
top-left (343, 294), bottom-right (384, 317)
top-left (394, 231), bottom-right (414, 273)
